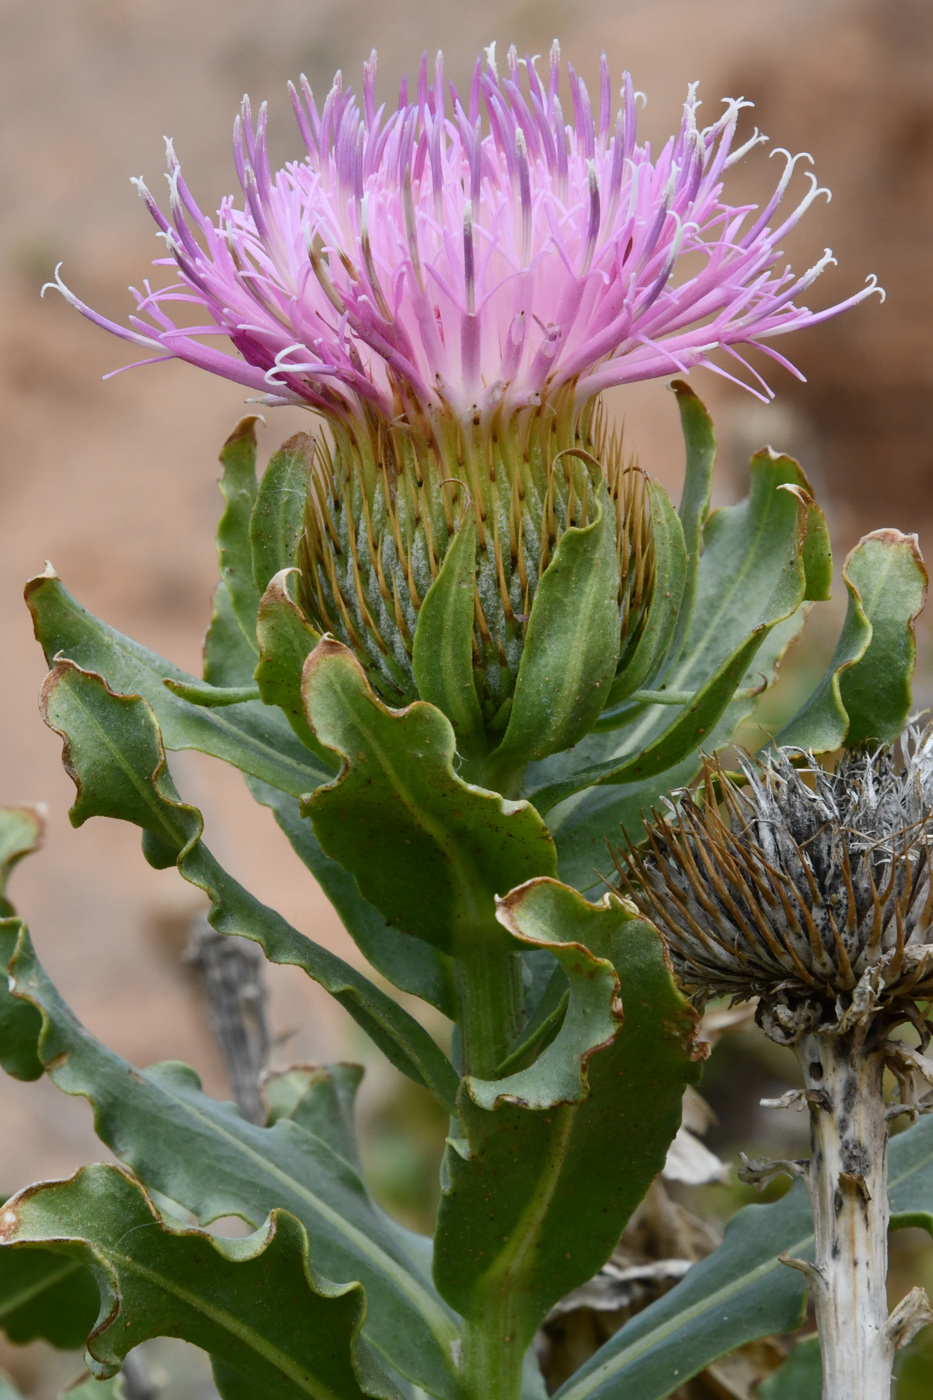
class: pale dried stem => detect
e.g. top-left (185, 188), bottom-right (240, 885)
top-left (788, 1028), bottom-right (933, 1400)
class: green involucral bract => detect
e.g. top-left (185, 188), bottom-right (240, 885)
top-left (297, 394), bottom-right (675, 786)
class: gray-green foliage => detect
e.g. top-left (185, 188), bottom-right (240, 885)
top-left (3, 391), bottom-right (927, 1400)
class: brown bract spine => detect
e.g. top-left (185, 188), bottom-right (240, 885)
top-left (297, 391), bottom-right (654, 724)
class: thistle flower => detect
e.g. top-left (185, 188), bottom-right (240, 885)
top-left (49, 42), bottom-right (879, 423)
top-left (616, 728), bottom-right (933, 1041)
top-left (46, 44), bottom-right (880, 759)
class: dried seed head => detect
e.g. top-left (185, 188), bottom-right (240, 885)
top-left (297, 390), bottom-right (654, 725)
top-left (615, 725), bottom-right (933, 1044)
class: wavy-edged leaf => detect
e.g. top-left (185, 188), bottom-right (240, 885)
top-left (0, 915), bottom-right (44, 1083)
top-left (38, 658), bottom-right (458, 1110)
top-left (412, 516), bottom-right (485, 755)
top-left (0, 925), bottom-right (460, 1398)
top-left (302, 639), bottom-right (557, 957)
top-left (486, 476), bottom-right (621, 787)
top-left (246, 777), bottom-right (456, 1018)
top-left (262, 1064), bottom-right (364, 1168)
top-left (0, 1233), bottom-right (98, 1349)
top-left (777, 529), bottom-right (927, 751)
top-left (531, 629), bottom-right (768, 815)
top-left (27, 570), bottom-right (328, 797)
top-left (254, 570), bottom-right (330, 762)
top-left (774, 542), bottom-right (873, 752)
top-left (0, 1166), bottom-right (401, 1400)
top-left (0, 806), bottom-right (44, 916)
top-left (551, 1107), bottom-right (933, 1400)
top-left (250, 434), bottom-right (313, 596)
top-left (837, 529), bottom-right (927, 745)
top-left (434, 879), bottom-right (700, 1369)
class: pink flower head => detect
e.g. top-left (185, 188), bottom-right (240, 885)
top-left (49, 42), bottom-right (881, 424)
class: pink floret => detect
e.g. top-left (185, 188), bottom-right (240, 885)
top-left (49, 41), bottom-right (882, 423)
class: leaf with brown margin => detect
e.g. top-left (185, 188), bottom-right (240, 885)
top-left (254, 568), bottom-right (330, 762)
top-left (0, 1165), bottom-right (400, 1400)
top-left (838, 529), bottom-right (927, 746)
top-left (433, 878), bottom-right (701, 1371)
top-left (301, 638), bottom-right (557, 957)
top-left (0, 921), bottom-right (459, 1396)
top-left (37, 658), bottom-right (458, 1110)
top-left (776, 529), bottom-right (927, 752)
top-left (0, 806), bottom-right (44, 918)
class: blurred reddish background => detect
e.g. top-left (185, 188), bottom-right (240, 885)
top-left (0, 0), bottom-right (930, 1208)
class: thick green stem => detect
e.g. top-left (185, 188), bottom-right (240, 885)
top-left (455, 940), bottom-right (525, 1080)
top-left (460, 1315), bottom-right (526, 1400)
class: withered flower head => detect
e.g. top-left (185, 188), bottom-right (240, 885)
top-left (616, 726), bottom-right (933, 1043)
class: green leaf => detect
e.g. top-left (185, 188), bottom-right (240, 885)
top-left (774, 541), bottom-right (874, 752)
top-left (469, 887), bottom-right (620, 1111)
top-left (433, 879), bottom-right (700, 1354)
top-left (250, 434), bottom-right (313, 596)
top-left (0, 919), bottom-right (44, 1082)
top-left (246, 777), bottom-right (456, 1018)
top-left (262, 1064), bottom-right (364, 1168)
top-left (254, 571), bottom-right (331, 763)
top-left (162, 680), bottom-right (261, 706)
top-left (604, 479), bottom-right (687, 710)
top-left (215, 416), bottom-right (263, 656)
top-left (668, 380), bottom-right (716, 668)
top-left (204, 580), bottom-right (260, 688)
top-left (0, 1166), bottom-right (401, 1400)
top-left (532, 448), bottom-right (816, 889)
top-left (27, 569), bottom-right (329, 797)
top-left (528, 450), bottom-right (813, 815)
top-left (186, 846), bottom-right (459, 1111)
top-left (530, 630), bottom-right (771, 815)
top-left (794, 487), bottom-right (833, 603)
top-left (302, 638), bottom-right (557, 957)
top-left (38, 658), bottom-right (458, 1110)
top-left (1, 925), bottom-right (460, 1399)
top-left (412, 515), bottom-right (485, 755)
top-left (759, 1336), bottom-right (821, 1400)
top-left (550, 1105), bottom-right (933, 1400)
top-left (486, 475), bottom-right (621, 783)
top-left (0, 1235), bottom-right (98, 1348)
top-left (0, 806), bottom-right (44, 916)
top-left (838, 529), bottom-right (927, 746)
top-left (548, 615), bottom-right (803, 893)
top-left (778, 529), bottom-right (927, 752)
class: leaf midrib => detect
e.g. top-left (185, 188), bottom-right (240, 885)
top-left (108, 1245), bottom-right (348, 1400)
top-left (136, 1068), bottom-right (459, 1356)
